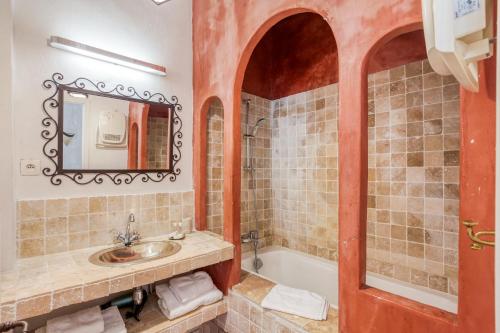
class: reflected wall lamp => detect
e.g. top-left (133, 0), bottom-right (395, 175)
top-left (47, 36), bottom-right (167, 76)
top-left (151, 0), bottom-right (173, 4)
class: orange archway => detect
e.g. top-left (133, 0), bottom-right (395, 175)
top-left (193, 1), bottom-right (495, 332)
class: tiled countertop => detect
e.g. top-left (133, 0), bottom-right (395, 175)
top-left (0, 231), bottom-right (234, 321)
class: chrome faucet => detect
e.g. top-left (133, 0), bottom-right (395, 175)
top-left (241, 230), bottom-right (263, 272)
top-left (116, 213), bottom-right (141, 246)
top-left (241, 230), bottom-right (259, 244)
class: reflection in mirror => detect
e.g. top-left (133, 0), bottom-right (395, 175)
top-left (61, 89), bottom-right (173, 171)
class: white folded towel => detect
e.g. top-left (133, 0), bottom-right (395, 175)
top-left (102, 306), bottom-right (126, 333)
top-left (168, 271), bottom-right (215, 303)
top-left (46, 306), bottom-right (105, 333)
top-left (156, 283), bottom-right (223, 320)
top-left (261, 284), bottom-right (329, 321)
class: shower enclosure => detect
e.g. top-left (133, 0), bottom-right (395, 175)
top-left (241, 98), bottom-right (267, 273)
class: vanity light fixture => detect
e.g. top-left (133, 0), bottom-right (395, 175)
top-left (48, 36), bottom-right (167, 76)
top-left (68, 91), bottom-right (88, 99)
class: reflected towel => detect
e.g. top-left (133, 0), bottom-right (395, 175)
top-left (46, 306), bottom-right (104, 333)
top-left (168, 271), bottom-right (215, 303)
top-left (261, 284), bottom-right (329, 321)
top-left (102, 306), bottom-right (126, 333)
top-left (156, 283), bottom-right (223, 320)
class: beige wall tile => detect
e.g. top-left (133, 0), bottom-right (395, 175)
top-left (89, 197), bottom-right (107, 213)
top-left (45, 199), bottom-right (68, 218)
top-left (19, 200), bottom-right (44, 221)
top-left (69, 197), bottom-right (89, 215)
top-left (17, 191), bottom-right (194, 258)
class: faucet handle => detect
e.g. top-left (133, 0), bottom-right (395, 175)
top-left (130, 231), bottom-right (141, 242)
top-left (111, 229), bottom-right (125, 242)
top-left (241, 233), bottom-right (252, 243)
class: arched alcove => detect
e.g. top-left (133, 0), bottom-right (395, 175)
top-left (206, 97), bottom-right (225, 235)
top-left (239, 12), bottom-right (340, 270)
top-left (363, 28), bottom-right (461, 311)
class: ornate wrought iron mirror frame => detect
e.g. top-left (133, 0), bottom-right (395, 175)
top-left (42, 73), bottom-right (183, 185)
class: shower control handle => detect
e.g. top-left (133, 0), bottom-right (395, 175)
top-left (241, 230), bottom-right (259, 243)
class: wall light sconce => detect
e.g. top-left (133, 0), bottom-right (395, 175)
top-left (151, 0), bottom-right (173, 4)
top-left (48, 36), bottom-right (167, 76)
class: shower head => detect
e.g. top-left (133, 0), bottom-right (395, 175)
top-left (251, 118), bottom-right (267, 136)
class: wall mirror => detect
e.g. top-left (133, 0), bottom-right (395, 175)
top-left (43, 73), bottom-right (183, 185)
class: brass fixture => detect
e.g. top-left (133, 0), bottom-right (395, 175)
top-left (462, 220), bottom-right (495, 250)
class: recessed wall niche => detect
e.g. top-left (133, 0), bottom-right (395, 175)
top-left (206, 98), bottom-right (225, 235)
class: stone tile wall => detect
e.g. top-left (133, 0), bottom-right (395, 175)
top-left (240, 93), bottom-right (273, 251)
top-left (206, 60), bottom-right (459, 296)
top-left (206, 94), bottom-right (273, 251)
top-left (206, 100), bottom-right (225, 235)
top-left (217, 290), bottom-right (308, 333)
top-left (16, 191), bottom-right (194, 258)
top-left (366, 59), bottom-right (460, 295)
top-left (147, 116), bottom-right (171, 169)
top-left (270, 84), bottom-right (339, 261)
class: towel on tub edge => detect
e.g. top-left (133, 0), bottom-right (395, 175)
top-left (261, 284), bottom-right (329, 321)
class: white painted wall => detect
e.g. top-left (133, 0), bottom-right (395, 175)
top-left (0, 0), bottom-right (15, 271)
top-left (12, 0), bottom-right (193, 200)
top-left (81, 95), bottom-right (129, 169)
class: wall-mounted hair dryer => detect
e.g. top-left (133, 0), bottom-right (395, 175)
top-left (422, 0), bottom-right (494, 92)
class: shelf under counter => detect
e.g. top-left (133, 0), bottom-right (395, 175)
top-left (0, 231), bottom-right (234, 322)
top-left (34, 295), bottom-right (227, 333)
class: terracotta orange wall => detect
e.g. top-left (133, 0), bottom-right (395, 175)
top-left (242, 13), bottom-right (427, 100)
top-left (192, 1), bottom-right (495, 332)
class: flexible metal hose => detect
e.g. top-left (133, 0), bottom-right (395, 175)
top-left (0, 321), bottom-right (28, 333)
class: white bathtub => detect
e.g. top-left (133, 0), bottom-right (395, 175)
top-left (242, 247), bottom-right (458, 313)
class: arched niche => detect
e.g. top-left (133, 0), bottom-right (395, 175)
top-left (206, 97), bottom-right (225, 236)
top-left (363, 28), bottom-right (461, 308)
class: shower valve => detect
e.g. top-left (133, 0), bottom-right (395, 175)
top-left (241, 230), bottom-right (259, 243)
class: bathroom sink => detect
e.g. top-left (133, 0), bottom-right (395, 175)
top-left (89, 241), bottom-right (181, 266)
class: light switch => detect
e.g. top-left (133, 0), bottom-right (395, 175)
top-left (20, 159), bottom-right (41, 176)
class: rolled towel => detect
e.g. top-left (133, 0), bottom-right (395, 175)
top-left (46, 306), bottom-right (104, 333)
top-left (168, 271), bottom-right (215, 303)
top-left (102, 306), bottom-right (126, 333)
top-left (261, 284), bottom-right (329, 321)
top-left (155, 283), bottom-right (223, 320)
